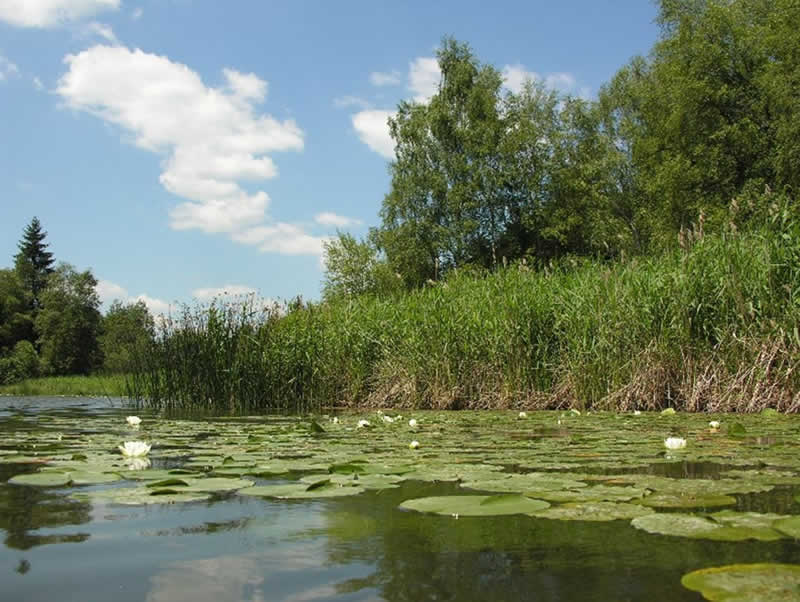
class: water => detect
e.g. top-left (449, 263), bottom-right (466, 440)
top-left (1, 397), bottom-right (799, 601)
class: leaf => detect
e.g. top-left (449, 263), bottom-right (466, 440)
top-left (681, 564), bottom-right (800, 601)
top-left (399, 495), bottom-right (550, 516)
top-left (8, 471), bottom-right (72, 487)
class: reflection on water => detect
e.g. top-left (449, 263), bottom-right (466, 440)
top-left (1, 397), bottom-right (800, 601)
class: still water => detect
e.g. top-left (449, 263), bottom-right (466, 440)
top-left (1, 397), bottom-right (799, 601)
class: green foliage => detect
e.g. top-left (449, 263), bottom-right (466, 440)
top-left (35, 263), bottom-right (102, 376)
top-left (131, 221), bottom-right (800, 412)
top-left (13, 216), bottom-right (55, 311)
top-left (0, 268), bottom-right (33, 352)
top-left (322, 232), bottom-right (402, 301)
top-left (99, 300), bottom-right (155, 373)
top-left (0, 340), bottom-right (39, 385)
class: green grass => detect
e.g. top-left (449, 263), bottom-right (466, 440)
top-left (0, 373), bottom-right (129, 397)
top-left (128, 213), bottom-right (800, 414)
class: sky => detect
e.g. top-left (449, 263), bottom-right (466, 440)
top-left (0, 0), bottom-right (660, 316)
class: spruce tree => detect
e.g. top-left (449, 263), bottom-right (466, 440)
top-left (14, 217), bottom-right (55, 311)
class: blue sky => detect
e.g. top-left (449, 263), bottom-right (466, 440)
top-left (1, 0), bottom-right (660, 315)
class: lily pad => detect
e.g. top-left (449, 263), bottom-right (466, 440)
top-left (631, 512), bottom-right (788, 542)
top-left (773, 516), bottom-right (800, 539)
top-left (238, 482), bottom-right (365, 499)
top-left (399, 494), bottom-right (550, 517)
top-left (532, 501), bottom-right (655, 522)
top-left (681, 563), bottom-right (800, 601)
top-left (72, 487), bottom-right (211, 505)
top-left (637, 493), bottom-right (736, 509)
top-left (8, 471), bottom-right (72, 487)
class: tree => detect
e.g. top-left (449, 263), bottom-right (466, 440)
top-left (99, 300), bottom-right (155, 373)
top-left (0, 269), bottom-right (34, 352)
top-left (35, 263), bottom-right (102, 375)
top-left (322, 232), bottom-right (401, 301)
top-left (14, 217), bottom-right (55, 311)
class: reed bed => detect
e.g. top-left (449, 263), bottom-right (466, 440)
top-left (129, 214), bottom-right (800, 413)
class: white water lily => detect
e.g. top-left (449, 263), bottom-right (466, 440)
top-left (518, 411), bottom-right (527, 419)
top-left (126, 416), bottom-right (142, 427)
top-left (331, 417), bottom-right (339, 424)
top-left (408, 418), bottom-right (418, 428)
top-left (382, 415), bottom-right (395, 423)
top-left (664, 437), bottom-right (687, 450)
top-left (357, 419), bottom-right (371, 428)
top-left (570, 409), bottom-right (581, 416)
top-left (118, 441), bottom-right (151, 457)
top-left (409, 440), bottom-right (420, 449)
top-left (633, 410), bottom-right (642, 416)
top-left (709, 420), bottom-right (721, 429)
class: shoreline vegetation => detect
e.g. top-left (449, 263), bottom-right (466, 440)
top-left (126, 212), bottom-right (800, 415)
top-left (0, 373), bottom-right (127, 397)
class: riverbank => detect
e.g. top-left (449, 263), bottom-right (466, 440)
top-left (127, 221), bottom-right (800, 414)
top-left (0, 374), bottom-right (128, 397)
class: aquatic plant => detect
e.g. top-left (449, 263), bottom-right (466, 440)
top-left (118, 441), bottom-right (151, 457)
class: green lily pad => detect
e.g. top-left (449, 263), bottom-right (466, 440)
top-left (637, 493), bottom-right (736, 509)
top-left (399, 494), bottom-right (550, 517)
top-left (681, 563), bottom-right (800, 601)
top-left (773, 516), bottom-right (800, 539)
top-left (8, 471), bottom-right (72, 487)
top-left (532, 501), bottom-right (655, 522)
top-left (535, 485), bottom-right (648, 503)
top-left (631, 512), bottom-right (788, 542)
top-left (67, 471), bottom-right (122, 485)
top-left (238, 482), bottom-right (365, 499)
top-left (72, 487), bottom-right (211, 505)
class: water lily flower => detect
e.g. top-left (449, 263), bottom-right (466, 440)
top-left (633, 410), bottom-right (642, 416)
top-left (118, 441), bottom-right (151, 457)
top-left (126, 416), bottom-right (142, 427)
top-left (709, 420), bottom-right (721, 430)
top-left (570, 409), bottom-right (581, 416)
top-left (382, 415), bottom-right (395, 423)
top-left (357, 419), bottom-right (371, 428)
top-left (664, 437), bottom-right (687, 450)
top-left (409, 440), bottom-right (420, 449)
top-left (408, 418), bottom-right (418, 428)
top-left (518, 411), bottom-right (527, 419)
top-left (331, 417), bottom-right (339, 424)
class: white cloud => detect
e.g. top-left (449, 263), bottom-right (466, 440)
top-left (32, 76), bottom-right (44, 90)
top-left (545, 72), bottom-right (577, 93)
top-left (84, 20), bottom-right (117, 44)
top-left (57, 45), bottom-right (322, 254)
top-left (232, 223), bottom-right (329, 256)
top-left (502, 64), bottom-right (538, 94)
top-left (192, 284), bottom-right (258, 300)
top-left (96, 279), bottom-right (171, 316)
top-left (408, 57), bottom-right (440, 103)
top-left (314, 212), bottom-right (362, 228)
top-left (0, 54), bottom-right (19, 81)
top-left (0, 0), bottom-right (119, 28)
top-left (369, 70), bottom-right (401, 87)
top-left (351, 109), bottom-right (395, 160)
top-left (131, 6), bottom-right (142, 20)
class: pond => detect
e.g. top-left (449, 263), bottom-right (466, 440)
top-left (2, 397), bottom-right (800, 601)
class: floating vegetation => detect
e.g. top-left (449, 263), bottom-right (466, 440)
top-left (399, 494), bottom-right (550, 517)
top-left (681, 564), bottom-right (800, 600)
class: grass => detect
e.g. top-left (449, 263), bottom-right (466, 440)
top-left (0, 373), bottom-right (129, 397)
top-left (128, 206), bottom-right (800, 414)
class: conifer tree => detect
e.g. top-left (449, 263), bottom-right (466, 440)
top-left (14, 217), bottom-right (55, 311)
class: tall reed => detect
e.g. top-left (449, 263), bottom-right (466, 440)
top-left (129, 208), bottom-right (800, 413)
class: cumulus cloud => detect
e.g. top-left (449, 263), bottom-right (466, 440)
top-left (333, 95), bottom-right (371, 110)
top-left (95, 279), bottom-right (171, 316)
top-left (56, 45), bottom-right (327, 254)
top-left (502, 63), bottom-right (585, 96)
top-left (0, 54), bottom-right (18, 81)
top-left (369, 70), bottom-right (401, 87)
top-left (0, 0), bottom-right (120, 28)
top-left (408, 57), bottom-right (440, 103)
top-left (351, 109), bottom-right (395, 159)
top-left (232, 223), bottom-right (329, 256)
top-left (314, 212), bottom-right (361, 227)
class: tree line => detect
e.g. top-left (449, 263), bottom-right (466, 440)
top-left (323, 0), bottom-right (800, 299)
top-left (0, 217), bottom-right (155, 384)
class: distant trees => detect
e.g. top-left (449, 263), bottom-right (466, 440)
top-left (0, 218), bottom-right (156, 382)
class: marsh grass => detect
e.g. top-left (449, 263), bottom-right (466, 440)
top-left (129, 209), bottom-right (800, 413)
top-left (0, 373), bottom-right (128, 397)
